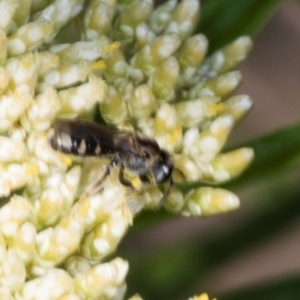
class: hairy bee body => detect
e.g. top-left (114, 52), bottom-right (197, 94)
top-left (48, 119), bottom-right (174, 191)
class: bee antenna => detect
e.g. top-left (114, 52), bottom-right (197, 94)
top-left (174, 167), bottom-right (186, 180)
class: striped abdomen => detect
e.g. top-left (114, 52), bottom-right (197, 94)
top-left (48, 119), bottom-right (104, 156)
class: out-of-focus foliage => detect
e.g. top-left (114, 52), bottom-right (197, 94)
top-left (199, 0), bottom-right (288, 53)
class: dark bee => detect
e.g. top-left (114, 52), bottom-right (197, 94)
top-left (48, 119), bottom-right (174, 200)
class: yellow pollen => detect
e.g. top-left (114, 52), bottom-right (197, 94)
top-left (167, 126), bottom-right (181, 144)
top-left (90, 60), bottom-right (106, 71)
top-left (104, 42), bottom-right (120, 53)
top-left (213, 103), bottom-right (225, 114)
top-left (25, 163), bottom-right (39, 175)
top-left (60, 156), bottom-right (73, 166)
top-left (131, 177), bottom-right (142, 190)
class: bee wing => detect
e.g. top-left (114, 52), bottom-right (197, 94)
top-left (51, 119), bottom-right (141, 156)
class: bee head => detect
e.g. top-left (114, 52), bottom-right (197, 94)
top-left (152, 149), bottom-right (174, 184)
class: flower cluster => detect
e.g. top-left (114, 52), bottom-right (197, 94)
top-left (0, 0), bottom-right (253, 299)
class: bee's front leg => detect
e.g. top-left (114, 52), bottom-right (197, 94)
top-left (118, 165), bottom-right (134, 189)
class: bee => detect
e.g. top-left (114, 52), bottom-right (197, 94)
top-left (48, 119), bottom-right (174, 201)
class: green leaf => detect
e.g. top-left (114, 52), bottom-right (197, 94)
top-left (228, 123), bottom-right (300, 186)
top-left (198, 0), bottom-right (288, 53)
top-left (122, 242), bottom-right (200, 299)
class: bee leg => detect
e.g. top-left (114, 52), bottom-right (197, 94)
top-left (139, 174), bottom-right (151, 185)
top-left (119, 166), bottom-right (134, 189)
top-left (138, 174), bottom-right (173, 209)
top-left (174, 167), bottom-right (186, 180)
top-left (157, 177), bottom-right (174, 208)
top-left (86, 161), bottom-right (114, 195)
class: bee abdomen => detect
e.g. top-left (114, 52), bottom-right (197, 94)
top-left (48, 129), bottom-right (101, 156)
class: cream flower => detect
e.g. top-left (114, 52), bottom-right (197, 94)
top-left (0, 0), bottom-right (253, 299)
